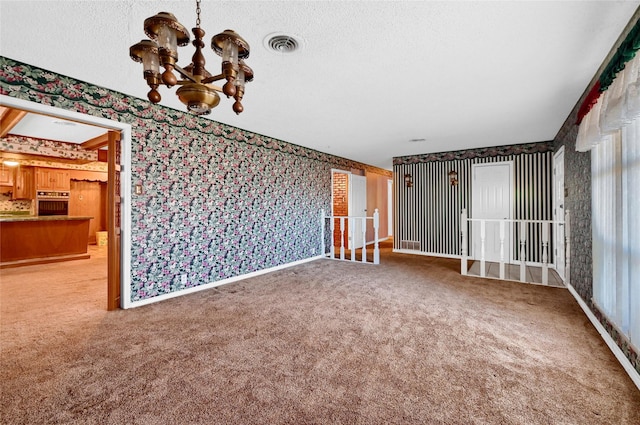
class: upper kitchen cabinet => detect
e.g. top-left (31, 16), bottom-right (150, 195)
top-left (36, 167), bottom-right (70, 191)
top-left (0, 165), bottom-right (14, 187)
top-left (13, 166), bottom-right (35, 199)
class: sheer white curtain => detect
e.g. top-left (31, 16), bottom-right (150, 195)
top-left (576, 53), bottom-right (640, 350)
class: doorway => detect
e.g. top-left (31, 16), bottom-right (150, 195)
top-left (553, 147), bottom-right (566, 280)
top-left (331, 170), bottom-right (367, 250)
top-left (331, 170), bottom-right (350, 249)
top-left (69, 179), bottom-right (107, 245)
top-left (348, 174), bottom-right (367, 250)
top-left (471, 162), bottom-right (514, 262)
top-left (0, 95), bottom-right (131, 310)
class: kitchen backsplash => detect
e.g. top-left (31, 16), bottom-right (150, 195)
top-left (0, 193), bottom-right (33, 212)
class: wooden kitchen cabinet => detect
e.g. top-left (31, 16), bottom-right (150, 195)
top-left (13, 166), bottom-right (35, 199)
top-left (36, 167), bottom-right (70, 191)
top-left (36, 168), bottom-right (53, 190)
top-left (0, 166), bottom-right (14, 186)
top-left (0, 216), bottom-right (92, 267)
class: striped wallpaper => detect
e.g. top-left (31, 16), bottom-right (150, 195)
top-left (393, 143), bottom-right (554, 261)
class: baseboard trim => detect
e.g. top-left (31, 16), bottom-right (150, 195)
top-left (123, 255), bottom-right (324, 309)
top-left (365, 237), bottom-right (390, 246)
top-left (392, 249), bottom-right (460, 259)
top-left (0, 253), bottom-right (91, 269)
top-left (391, 249), bottom-right (563, 270)
top-left (566, 282), bottom-right (640, 391)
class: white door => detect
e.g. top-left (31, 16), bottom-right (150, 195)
top-left (553, 147), bottom-right (565, 279)
top-left (349, 174), bottom-right (367, 250)
top-left (471, 162), bottom-right (513, 262)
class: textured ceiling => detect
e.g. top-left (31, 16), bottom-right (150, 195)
top-left (0, 1), bottom-right (638, 169)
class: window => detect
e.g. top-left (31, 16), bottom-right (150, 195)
top-left (579, 52), bottom-right (640, 350)
top-left (592, 125), bottom-right (639, 345)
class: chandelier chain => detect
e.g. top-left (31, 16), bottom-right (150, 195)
top-left (195, 0), bottom-right (201, 28)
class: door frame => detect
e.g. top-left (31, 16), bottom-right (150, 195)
top-left (330, 169), bottom-right (368, 250)
top-left (471, 161), bottom-right (514, 262)
top-left (107, 130), bottom-right (122, 310)
top-left (1, 94), bottom-right (132, 310)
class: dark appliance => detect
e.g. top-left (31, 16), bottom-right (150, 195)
top-left (37, 191), bottom-right (70, 216)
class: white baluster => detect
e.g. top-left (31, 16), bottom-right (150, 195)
top-left (340, 217), bottom-right (345, 260)
top-left (542, 221), bottom-right (549, 285)
top-left (329, 214), bottom-right (335, 259)
top-left (499, 220), bottom-right (505, 280)
top-left (520, 221), bottom-right (527, 282)
top-left (361, 217), bottom-right (367, 263)
top-left (480, 220), bottom-right (486, 277)
top-left (350, 217), bottom-right (355, 262)
top-left (373, 209), bottom-right (380, 265)
top-left (461, 209), bottom-right (468, 275)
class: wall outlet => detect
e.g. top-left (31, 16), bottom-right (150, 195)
top-left (180, 274), bottom-right (187, 284)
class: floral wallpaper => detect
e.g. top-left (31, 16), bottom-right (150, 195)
top-left (1, 135), bottom-right (98, 161)
top-left (0, 57), bottom-right (387, 302)
top-left (1, 136), bottom-right (107, 172)
top-left (130, 123), bottom-right (334, 299)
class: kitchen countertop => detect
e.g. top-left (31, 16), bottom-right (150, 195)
top-left (0, 215), bottom-right (94, 223)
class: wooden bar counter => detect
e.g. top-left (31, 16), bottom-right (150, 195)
top-left (0, 215), bottom-right (93, 268)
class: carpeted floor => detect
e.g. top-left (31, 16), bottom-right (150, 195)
top-left (1, 243), bottom-right (639, 424)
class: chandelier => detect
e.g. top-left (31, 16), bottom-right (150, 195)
top-left (129, 0), bottom-right (253, 116)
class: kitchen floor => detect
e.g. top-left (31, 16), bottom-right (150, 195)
top-left (1, 245), bottom-right (108, 321)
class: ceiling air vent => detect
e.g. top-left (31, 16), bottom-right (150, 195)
top-left (264, 33), bottom-right (302, 54)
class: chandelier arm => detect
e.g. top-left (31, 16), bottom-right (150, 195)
top-left (207, 84), bottom-right (224, 93)
top-left (201, 74), bottom-right (226, 84)
top-left (172, 64), bottom-right (198, 83)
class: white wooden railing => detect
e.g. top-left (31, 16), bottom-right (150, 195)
top-left (460, 209), bottom-right (570, 285)
top-left (320, 209), bottom-right (380, 264)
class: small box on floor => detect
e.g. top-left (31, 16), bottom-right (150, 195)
top-left (96, 231), bottom-right (108, 246)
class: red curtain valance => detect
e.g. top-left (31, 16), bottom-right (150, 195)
top-left (576, 19), bottom-right (640, 125)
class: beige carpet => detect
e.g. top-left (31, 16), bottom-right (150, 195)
top-left (1, 243), bottom-right (639, 424)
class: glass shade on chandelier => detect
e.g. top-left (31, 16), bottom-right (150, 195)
top-left (129, 1), bottom-right (253, 116)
